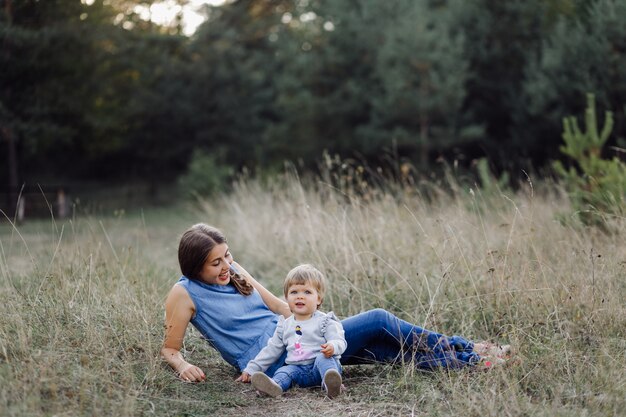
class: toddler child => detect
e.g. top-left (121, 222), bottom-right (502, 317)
top-left (242, 264), bottom-right (346, 398)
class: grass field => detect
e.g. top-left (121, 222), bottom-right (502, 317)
top-left (1, 172), bottom-right (625, 416)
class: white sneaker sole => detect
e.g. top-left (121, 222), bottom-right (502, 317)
top-left (251, 373), bottom-right (283, 397)
top-left (323, 369), bottom-right (342, 399)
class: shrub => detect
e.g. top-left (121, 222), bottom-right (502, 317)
top-left (178, 149), bottom-right (234, 198)
top-left (553, 93), bottom-right (626, 226)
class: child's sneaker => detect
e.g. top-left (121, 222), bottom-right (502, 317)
top-left (251, 373), bottom-right (283, 397)
top-left (323, 369), bottom-right (342, 399)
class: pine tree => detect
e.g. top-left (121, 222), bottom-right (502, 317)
top-left (553, 94), bottom-right (626, 226)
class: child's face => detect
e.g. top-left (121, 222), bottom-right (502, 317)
top-left (286, 283), bottom-right (321, 320)
top-left (198, 243), bottom-right (233, 285)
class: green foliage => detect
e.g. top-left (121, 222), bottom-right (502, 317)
top-left (456, 0), bottom-right (547, 165)
top-left (520, 0), bottom-right (626, 169)
top-left (553, 94), bottom-right (626, 225)
top-left (4, 0), bottom-right (626, 198)
top-left (264, 0), bottom-right (477, 168)
top-left (368, 0), bottom-right (475, 165)
top-left (178, 149), bottom-right (234, 197)
top-left (0, 0), bottom-right (189, 184)
top-left (142, 0), bottom-right (287, 173)
top-left (475, 158), bottom-right (510, 195)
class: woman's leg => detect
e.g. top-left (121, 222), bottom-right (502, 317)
top-left (341, 309), bottom-right (480, 369)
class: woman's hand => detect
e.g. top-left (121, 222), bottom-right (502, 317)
top-left (321, 343), bottom-right (335, 358)
top-left (178, 363), bottom-right (206, 383)
top-left (236, 371), bottom-right (251, 383)
top-left (162, 284), bottom-right (200, 381)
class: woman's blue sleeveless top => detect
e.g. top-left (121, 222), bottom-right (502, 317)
top-left (176, 276), bottom-right (279, 371)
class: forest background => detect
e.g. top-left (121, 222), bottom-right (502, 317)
top-left (2, 0), bottom-right (625, 216)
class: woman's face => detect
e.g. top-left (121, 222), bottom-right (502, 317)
top-left (198, 243), bottom-right (233, 285)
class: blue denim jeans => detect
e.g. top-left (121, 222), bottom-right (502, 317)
top-left (265, 309), bottom-right (480, 377)
top-left (340, 308), bottom-right (480, 369)
top-left (271, 353), bottom-right (342, 391)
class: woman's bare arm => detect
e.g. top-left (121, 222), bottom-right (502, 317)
top-left (232, 261), bottom-right (291, 318)
top-left (161, 284), bottom-right (206, 382)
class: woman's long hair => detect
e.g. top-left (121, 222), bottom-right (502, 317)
top-left (178, 223), bottom-right (253, 296)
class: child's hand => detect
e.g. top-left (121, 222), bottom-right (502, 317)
top-left (321, 343), bottom-right (334, 358)
top-left (236, 371), bottom-right (251, 383)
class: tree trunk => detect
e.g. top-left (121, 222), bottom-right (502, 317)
top-left (414, 60), bottom-right (430, 170)
top-left (418, 80), bottom-right (430, 170)
top-left (3, 0), bottom-right (19, 218)
top-left (2, 126), bottom-right (19, 218)
top-left (4, 0), bottom-right (11, 23)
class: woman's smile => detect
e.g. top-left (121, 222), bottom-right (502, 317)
top-left (198, 243), bottom-right (234, 285)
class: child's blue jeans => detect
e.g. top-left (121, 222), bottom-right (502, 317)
top-left (265, 309), bottom-right (480, 377)
top-left (271, 353), bottom-right (342, 391)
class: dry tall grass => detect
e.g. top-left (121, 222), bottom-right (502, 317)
top-left (1, 172), bottom-right (625, 416)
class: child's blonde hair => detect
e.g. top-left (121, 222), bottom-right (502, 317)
top-left (283, 264), bottom-right (326, 306)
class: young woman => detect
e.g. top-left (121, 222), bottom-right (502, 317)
top-left (161, 224), bottom-right (509, 384)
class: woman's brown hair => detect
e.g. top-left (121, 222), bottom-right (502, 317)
top-left (178, 223), bottom-right (253, 296)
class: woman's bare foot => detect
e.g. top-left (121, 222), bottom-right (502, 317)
top-left (474, 341), bottom-right (512, 359)
top-left (473, 341), bottom-right (517, 370)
